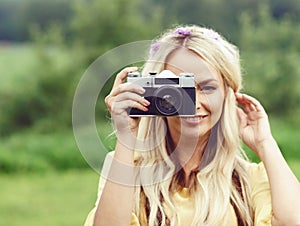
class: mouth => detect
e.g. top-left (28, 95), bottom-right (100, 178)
top-left (181, 115), bottom-right (208, 123)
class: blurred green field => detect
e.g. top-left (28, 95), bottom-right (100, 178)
top-left (0, 43), bottom-right (299, 226)
top-left (0, 170), bottom-right (99, 226)
top-left (0, 164), bottom-right (299, 226)
top-left (0, 44), bottom-right (38, 91)
top-left (1, 0), bottom-right (300, 224)
top-left (0, 44), bottom-right (299, 172)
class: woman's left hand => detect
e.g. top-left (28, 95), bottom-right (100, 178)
top-left (235, 93), bottom-right (273, 157)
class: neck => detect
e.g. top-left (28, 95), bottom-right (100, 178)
top-left (170, 133), bottom-right (210, 186)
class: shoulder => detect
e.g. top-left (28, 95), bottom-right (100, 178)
top-left (246, 162), bottom-right (268, 180)
top-left (244, 162), bottom-right (273, 225)
top-left (245, 162), bottom-right (270, 191)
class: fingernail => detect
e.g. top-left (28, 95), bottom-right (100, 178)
top-left (128, 67), bottom-right (138, 73)
top-left (139, 88), bottom-right (145, 94)
top-left (144, 99), bottom-right (150, 106)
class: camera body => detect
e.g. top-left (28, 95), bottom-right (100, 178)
top-left (127, 70), bottom-right (196, 117)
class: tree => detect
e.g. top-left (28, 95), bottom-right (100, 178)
top-left (239, 4), bottom-right (300, 118)
top-left (70, 0), bottom-right (163, 63)
top-left (0, 0), bottom-right (72, 41)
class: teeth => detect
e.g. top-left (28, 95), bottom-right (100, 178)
top-left (187, 117), bottom-right (200, 121)
top-left (185, 116), bottom-right (204, 121)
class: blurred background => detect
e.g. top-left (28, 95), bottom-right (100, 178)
top-left (0, 0), bottom-right (299, 225)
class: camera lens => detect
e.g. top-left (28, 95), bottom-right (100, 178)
top-left (154, 86), bottom-right (182, 115)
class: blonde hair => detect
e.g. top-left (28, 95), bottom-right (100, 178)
top-left (133, 25), bottom-right (254, 226)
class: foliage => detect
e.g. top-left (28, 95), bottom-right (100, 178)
top-left (239, 4), bottom-right (300, 119)
top-left (0, 41), bottom-right (78, 135)
top-left (2, 0), bottom-right (300, 43)
top-left (0, 0), bottom-right (166, 137)
top-left (69, 0), bottom-right (164, 65)
top-left (0, 117), bottom-right (298, 174)
top-left (0, 130), bottom-right (89, 173)
top-left (0, 0), bottom-right (73, 41)
top-left (149, 0), bottom-right (269, 42)
top-left (1, 2), bottom-right (300, 226)
top-left (1, 0), bottom-right (300, 175)
top-left (0, 114), bottom-right (114, 173)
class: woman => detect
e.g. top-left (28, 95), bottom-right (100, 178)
top-left (84, 25), bottom-right (300, 226)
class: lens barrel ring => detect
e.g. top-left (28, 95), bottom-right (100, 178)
top-left (154, 86), bottom-right (183, 116)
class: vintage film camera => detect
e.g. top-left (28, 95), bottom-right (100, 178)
top-left (127, 70), bottom-right (196, 116)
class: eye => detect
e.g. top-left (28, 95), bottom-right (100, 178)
top-left (201, 86), bottom-right (216, 92)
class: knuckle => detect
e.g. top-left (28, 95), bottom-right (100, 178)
top-left (110, 103), bottom-right (119, 114)
top-left (117, 68), bottom-right (127, 76)
top-left (110, 103), bottom-right (115, 112)
top-left (104, 95), bottom-right (111, 107)
top-left (116, 71), bottom-right (124, 80)
top-left (133, 102), bottom-right (142, 110)
top-left (117, 67), bottom-right (130, 78)
top-left (131, 101), bottom-right (137, 109)
top-left (116, 84), bottom-right (124, 93)
top-left (104, 95), bottom-right (110, 104)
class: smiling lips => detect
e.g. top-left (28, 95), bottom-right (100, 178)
top-left (181, 115), bottom-right (208, 124)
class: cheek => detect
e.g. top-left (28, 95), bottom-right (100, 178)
top-left (205, 91), bottom-right (225, 117)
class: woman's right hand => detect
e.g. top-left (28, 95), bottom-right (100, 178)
top-left (105, 67), bottom-right (150, 139)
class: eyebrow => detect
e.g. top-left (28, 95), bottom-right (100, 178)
top-left (196, 78), bottom-right (218, 85)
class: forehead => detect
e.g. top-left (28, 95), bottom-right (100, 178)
top-left (165, 48), bottom-right (222, 83)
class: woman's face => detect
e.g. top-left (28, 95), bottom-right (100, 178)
top-left (165, 48), bottom-right (225, 143)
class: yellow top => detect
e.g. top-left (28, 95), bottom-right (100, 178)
top-left (84, 154), bottom-right (272, 226)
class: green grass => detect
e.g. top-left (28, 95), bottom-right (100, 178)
top-left (0, 44), bottom-right (38, 91)
top-left (0, 170), bottom-right (99, 226)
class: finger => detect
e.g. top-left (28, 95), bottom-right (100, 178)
top-left (110, 83), bottom-right (145, 97)
top-left (243, 94), bottom-right (265, 112)
top-left (236, 107), bottom-right (247, 128)
top-left (236, 94), bottom-right (255, 114)
top-left (243, 103), bottom-right (256, 114)
top-left (105, 83), bottom-right (147, 114)
top-left (105, 94), bottom-right (115, 112)
top-left (112, 99), bottom-right (149, 114)
top-left (107, 91), bottom-right (150, 114)
top-left (235, 93), bottom-right (259, 109)
top-left (115, 92), bottom-right (150, 107)
top-left (235, 93), bottom-right (265, 113)
top-left (112, 67), bottom-right (138, 88)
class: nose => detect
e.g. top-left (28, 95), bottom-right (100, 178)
top-left (195, 88), bottom-right (203, 110)
top-left (195, 88), bottom-right (210, 111)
